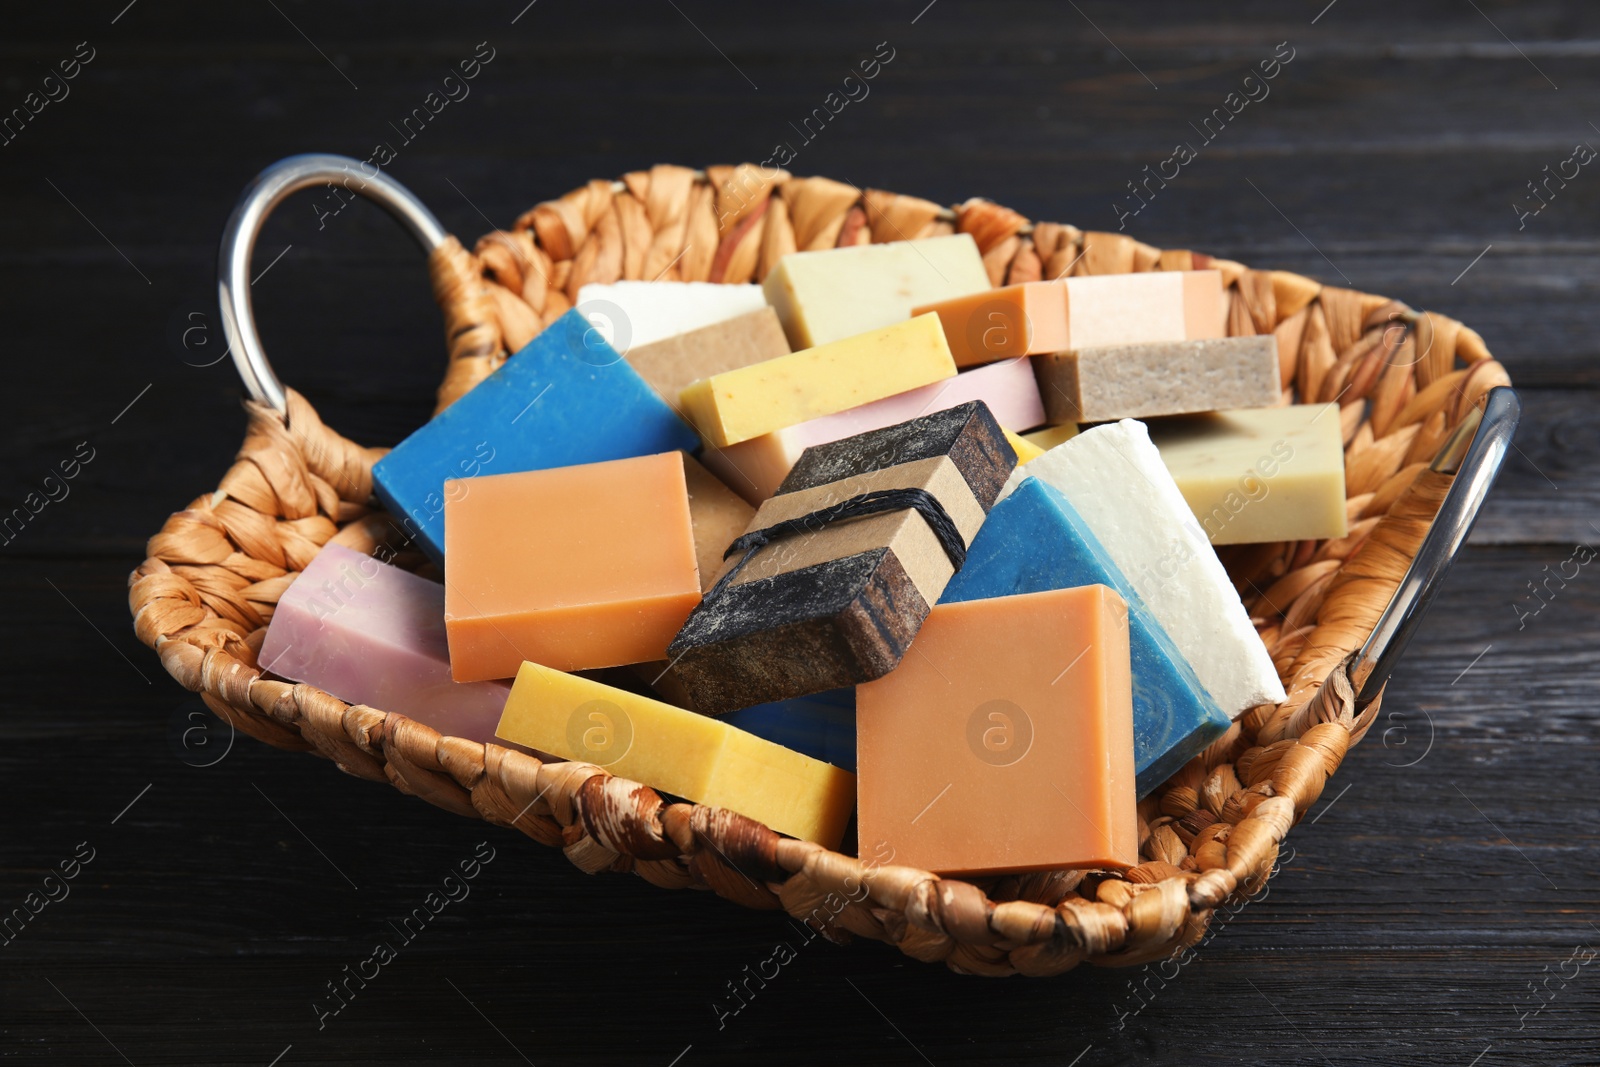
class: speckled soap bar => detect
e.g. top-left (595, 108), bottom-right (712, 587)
top-left (1034, 335), bottom-right (1280, 425)
top-left (941, 477), bottom-right (1231, 795)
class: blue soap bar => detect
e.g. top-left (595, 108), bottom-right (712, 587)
top-left (940, 476), bottom-right (1231, 797)
top-left (373, 309), bottom-right (700, 563)
top-left (723, 688), bottom-right (857, 772)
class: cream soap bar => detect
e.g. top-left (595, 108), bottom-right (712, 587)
top-left (1148, 404), bottom-right (1348, 545)
top-left (576, 280), bottom-right (767, 350)
top-left (761, 234), bottom-right (992, 349)
top-left (678, 314), bottom-right (957, 448)
top-left (1001, 419), bottom-right (1285, 717)
top-left (698, 357), bottom-right (1043, 503)
top-left (496, 663), bottom-right (856, 848)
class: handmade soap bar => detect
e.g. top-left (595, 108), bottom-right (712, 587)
top-left (1000, 419), bottom-right (1285, 717)
top-left (259, 544), bottom-right (513, 746)
top-left (762, 234), bottom-right (992, 349)
top-left (1147, 403), bottom-right (1348, 545)
top-left (373, 309), bottom-right (698, 563)
top-left (915, 271), bottom-right (1226, 367)
top-left (698, 357), bottom-right (1044, 504)
top-left (682, 453), bottom-right (755, 592)
top-left (1022, 423), bottom-right (1078, 451)
top-left (1034, 335), bottom-right (1280, 424)
top-left (679, 314), bottom-right (957, 448)
top-left (496, 663), bottom-right (856, 847)
top-left (1003, 430), bottom-right (1044, 465)
top-left (723, 688), bottom-right (857, 772)
top-left (856, 586), bottom-right (1138, 875)
top-left (668, 401), bottom-right (1017, 714)
top-left (623, 307), bottom-right (791, 415)
top-left (942, 478), bottom-right (1231, 796)
top-left (575, 280), bottom-right (767, 350)
top-left (443, 452), bottom-right (701, 681)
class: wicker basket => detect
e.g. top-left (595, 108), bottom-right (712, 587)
top-left (128, 156), bottom-right (1518, 976)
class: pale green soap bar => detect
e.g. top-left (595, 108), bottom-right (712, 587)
top-left (1148, 403), bottom-right (1348, 545)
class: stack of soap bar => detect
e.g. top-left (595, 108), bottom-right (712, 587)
top-left (699, 357), bottom-right (1044, 504)
top-left (681, 454), bottom-right (755, 592)
top-left (1147, 403), bottom-right (1348, 545)
top-left (444, 452), bottom-right (701, 681)
top-left (942, 477), bottom-right (1231, 795)
top-left (679, 314), bottom-right (957, 448)
top-left (915, 271), bottom-right (1226, 367)
top-left (762, 234), bottom-right (992, 349)
top-left (1001, 419), bottom-right (1285, 717)
top-left (259, 544), bottom-right (514, 746)
top-left (622, 307), bottom-right (791, 415)
top-left (373, 309), bottom-right (697, 563)
top-left (496, 663), bottom-right (856, 848)
top-left (575, 280), bottom-right (767, 350)
top-left (668, 401), bottom-right (1017, 714)
top-left (722, 688), bottom-right (857, 772)
top-left (1034, 335), bottom-right (1279, 424)
top-left (856, 585), bottom-right (1138, 875)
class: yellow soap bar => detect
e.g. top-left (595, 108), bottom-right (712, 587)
top-left (678, 314), bottom-right (957, 447)
top-left (762, 234), bottom-right (992, 349)
top-left (1148, 403), bottom-right (1348, 545)
top-left (1003, 429), bottom-right (1045, 465)
top-left (1022, 423), bottom-right (1078, 451)
top-left (496, 663), bottom-right (857, 848)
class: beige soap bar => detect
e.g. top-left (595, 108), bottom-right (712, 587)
top-left (1035, 336), bottom-right (1280, 424)
top-left (1148, 403), bottom-right (1348, 545)
top-left (762, 234), bottom-right (992, 349)
top-left (625, 307), bottom-right (791, 415)
top-left (681, 454), bottom-right (755, 591)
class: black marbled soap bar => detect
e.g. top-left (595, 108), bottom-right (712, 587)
top-left (668, 401), bottom-right (1016, 714)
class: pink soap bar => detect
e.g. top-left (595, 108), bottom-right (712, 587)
top-left (700, 357), bottom-right (1045, 504)
top-left (259, 543), bottom-right (513, 746)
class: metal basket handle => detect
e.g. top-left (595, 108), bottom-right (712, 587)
top-left (218, 153), bottom-right (448, 414)
top-left (1349, 385), bottom-right (1520, 706)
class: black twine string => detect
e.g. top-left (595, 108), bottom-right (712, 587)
top-left (706, 487), bottom-right (967, 600)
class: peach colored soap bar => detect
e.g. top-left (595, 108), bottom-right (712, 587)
top-left (443, 452), bottom-right (701, 680)
top-left (856, 585), bottom-right (1138, 876)
top-left (916, 271), bottom-right (1226, 367)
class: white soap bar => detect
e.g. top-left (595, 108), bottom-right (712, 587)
top-left (576, 281), bottom-right (768, 351)
top-left (762, 234), bottom-right (992, 349)
top-left (1001, 419), bottom-right (1285, 717)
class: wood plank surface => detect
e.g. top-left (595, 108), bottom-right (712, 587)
top-left (2, 2), bottom-right (1597, 1064)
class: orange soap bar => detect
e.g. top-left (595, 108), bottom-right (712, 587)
top-left (856, 585), bottom-right (1137, 876)
top-left (443, 453), bottom-right (701, 680)
top-left (916, 271), bottom-right (1226, 367)
top-left (912, 282), bottom-right (1070, 366)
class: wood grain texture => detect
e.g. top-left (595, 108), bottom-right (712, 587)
top-left (2, 0), bottom-right (1597, 1063)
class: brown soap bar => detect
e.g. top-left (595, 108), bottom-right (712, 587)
top-left (667, 401), bottom-right (1017, 714)
top-left (625, 306), bottom-right (791, 416)
top-left (1034, 335), bottom-right (1280, 424)
top-left (681, 453), bottom-right (755, 592)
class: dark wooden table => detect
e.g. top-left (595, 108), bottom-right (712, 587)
top-left (3, 2), bottom-right (1596, 1063)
